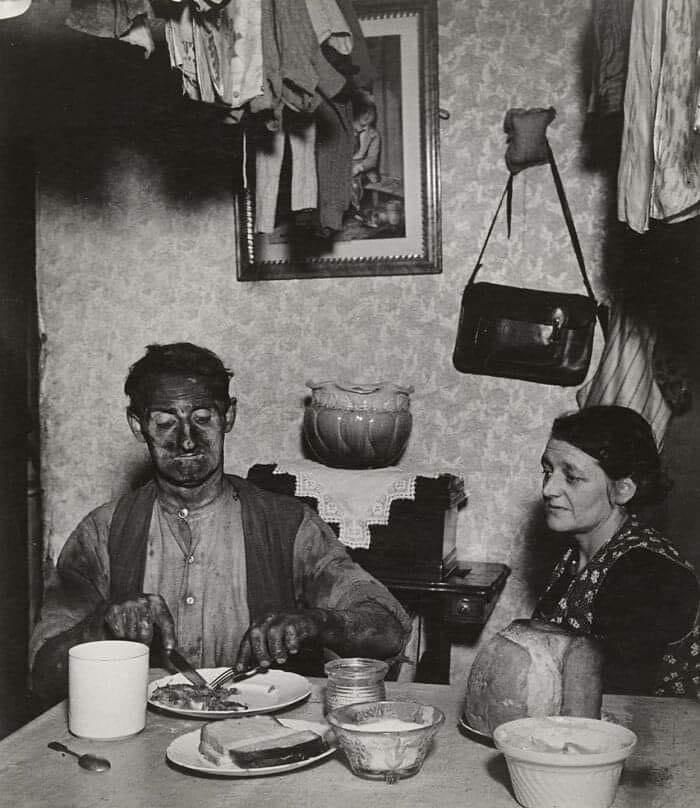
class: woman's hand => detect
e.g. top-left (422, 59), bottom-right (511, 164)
top-left (104, 593), bottom-right (176, 651)
top-left (235, 609), bottom-right (327, 670)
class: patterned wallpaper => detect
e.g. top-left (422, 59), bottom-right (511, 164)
top-left (37, 1), bottom-right (607, 679)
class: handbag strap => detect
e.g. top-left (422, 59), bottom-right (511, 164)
top-left (467, 141), bottom-right (598, 307)
top-left (545, 143), bottom-right (596, 301)
top-left (467, 176), bottom-right (512, 285)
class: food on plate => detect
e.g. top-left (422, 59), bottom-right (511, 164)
top-left (150, 683), bottom-right (248, 711)
top-left (199, 715), bottom-right (329, 768)
top-left (463, 619), bottom-right (604, 736)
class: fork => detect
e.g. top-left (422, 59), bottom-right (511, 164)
top-left (208, 665), bottom-right (268, 690)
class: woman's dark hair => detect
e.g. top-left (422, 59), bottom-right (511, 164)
top-left (125, 343), bottom-right (233, 416)
top-left (550, 405), bottom-right (671, 508)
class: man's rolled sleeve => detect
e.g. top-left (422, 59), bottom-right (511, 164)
top-left (292, 506), bottom-right (412, 643)
top-left (29, 504), bottom-right (114, 668)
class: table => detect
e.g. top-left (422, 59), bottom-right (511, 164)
top-left (1, 677), bottom-right (697, 808)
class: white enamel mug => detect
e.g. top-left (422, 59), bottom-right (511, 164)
top-left (68, 640), bottom-right (149, 739)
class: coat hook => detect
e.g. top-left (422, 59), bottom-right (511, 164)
top-left (439, 108), bottom-right (450, 120)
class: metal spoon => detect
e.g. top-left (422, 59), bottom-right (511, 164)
top-left (48, 741), bottom-right (111, 772)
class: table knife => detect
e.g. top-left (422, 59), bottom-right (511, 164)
top-left (168, 649), bottom-right (214, 691)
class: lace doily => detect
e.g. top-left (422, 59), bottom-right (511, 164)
top-left (273, 459), bottom-right (461, 549)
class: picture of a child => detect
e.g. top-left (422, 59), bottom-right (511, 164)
top-left (350, 94), bottom-right (381, 223)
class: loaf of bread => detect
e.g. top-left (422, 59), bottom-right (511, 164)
top-left (199, 715), bottom-right (328, 768)
top-left (463, 619), bottom-right (603, 737)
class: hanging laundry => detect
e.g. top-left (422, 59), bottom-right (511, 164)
top-left (251, 0), bottom-right (373, 235)
top-left (314, 0), bottom-right (375, 234)
top-left (249, 0), bottom-right (283, 128)
top-left (165, 0), bottom-right (263, 119)
top-left (248, 0), bottom-right (349, 126)
top-left (315, 95), bottom-right (354, 234)
top-left (269, 0), bottom-right (344, 114)
top-left (67, 0), bottom-right (155, 57)
top-left (254, 114), bottom-right (318, 234)
top-left (617, 0), bottom-right (700, 233)
top-left (333, 0), bottom-right (374, 90)
top-left (306, 0), bottom-right (353, 56)
top-left (576, 300), bottom-right (673, 449)
top-left (120, 14), bottom-right (155, 56)
top-left (164, 2), bottom-right (199, 101)
top-left (588, 0), bottom-right (635, 117)
top-left (64, 0), bottom-right (375, 234)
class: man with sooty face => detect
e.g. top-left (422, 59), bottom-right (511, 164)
top-left (29, 343), bottom-right (411, 705)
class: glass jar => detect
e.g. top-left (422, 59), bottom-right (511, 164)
top-left (324, 657), bottom-right (389, 714)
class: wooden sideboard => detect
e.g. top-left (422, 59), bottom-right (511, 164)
top-left (380, 562), bottom-right (511, 683)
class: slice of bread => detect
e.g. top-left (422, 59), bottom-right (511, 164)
top-left (199, 715), bottom-right (327, 768)
top-left (231, 730), bottom-right (328, 769)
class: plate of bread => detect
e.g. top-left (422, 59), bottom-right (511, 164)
top-left (148, 668), bottom-right (312, 718)
top-left (166, 715), bottom-right (336, 776)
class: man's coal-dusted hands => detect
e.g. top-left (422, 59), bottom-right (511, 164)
top-left (104, 594), bottom-right (176, 652)
top-left (235, 609), bottom-right (326, 670)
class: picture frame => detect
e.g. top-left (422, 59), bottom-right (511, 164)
top-left (236, 0), bottom-right (441, 281)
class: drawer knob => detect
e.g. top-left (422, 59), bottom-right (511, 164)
top-left (456, 598), bottom-right (477, 616)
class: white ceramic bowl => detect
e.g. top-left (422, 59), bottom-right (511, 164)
top-left (493, 716), bottom-right (637, 808)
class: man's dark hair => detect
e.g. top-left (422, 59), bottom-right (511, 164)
top-left (125, 343), bottom-right (233, 416)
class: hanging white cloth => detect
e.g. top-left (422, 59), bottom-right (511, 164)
top-left (254, 121), bottom-right (318, 233)
top-left (617, 0), bottom-right (700, 233)
top-left (576, 300), bottom-right (672, 449)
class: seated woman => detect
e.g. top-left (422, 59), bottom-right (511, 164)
top-left (534, 405), bottom-right (699, 696)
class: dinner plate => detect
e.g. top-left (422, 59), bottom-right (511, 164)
top-left (148, 668), bottom-right (311, 718)
top-left (458, 715), bottom-right (493, 741)
top-left (166, 718), bottom-right (336, 777)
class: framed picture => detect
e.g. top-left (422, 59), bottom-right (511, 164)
top-left (236, 0), bottom-right (441, 280)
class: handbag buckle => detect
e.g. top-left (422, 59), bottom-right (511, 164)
top-left (549, 308), bottom-right (566, 343)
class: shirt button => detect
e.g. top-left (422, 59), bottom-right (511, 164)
top-left (177, 508), bottom-right (189, 519)
top-left (187, 554), bottom-right (195, 565)
top-left (185, 595), bottom-right (195, 605)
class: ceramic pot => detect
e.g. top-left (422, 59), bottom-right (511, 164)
top-left (303, 380), bottom-right (414, 469)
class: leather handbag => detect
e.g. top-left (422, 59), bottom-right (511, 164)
top-left (453, 143), bottom-right (602, 386)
